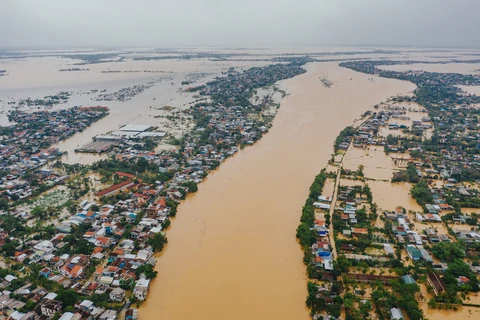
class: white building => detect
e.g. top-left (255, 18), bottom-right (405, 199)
top-left (133, 278), bottom-right (150, 301)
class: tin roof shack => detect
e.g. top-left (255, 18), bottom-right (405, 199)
top-left (390, 307), bottom-right (405, 320)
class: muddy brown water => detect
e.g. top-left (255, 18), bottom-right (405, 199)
top-left (140, 62), bottom-right (415, 319)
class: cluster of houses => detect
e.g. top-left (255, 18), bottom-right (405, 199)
top-left (0, 167), bottom-right (69, 203)
top-left (0, 170), bottom-right (176, 319)
top-left (312, 195), bottom-right (333, 271)
top-left (307, 167), bottom-right (479, 319)
top-left (351, 107), bottom-right (431, 148)
top-left (0, 107), bottom-right (108, 203)
top-left (196, 63), bottom-right (305, 105)
top-left (0, 284), bottom-right (138, 320)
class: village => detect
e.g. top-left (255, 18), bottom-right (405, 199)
top-left (298, 60), bottom-right (480, 319)
top-left (0, 61), bottom-right (307, 320)
top-left (0, 106), bottom-right (109, 204)
top-left (1, 52), bottom-right (480, 319)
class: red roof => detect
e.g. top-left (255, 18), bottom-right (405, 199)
top-left (92, 247), bottom-right (103, 254)
top-left (352, 228), bottom-right (369, 234)
top-left (115, 172), bottom-right (135, 179)
top-left (96, 180), bottom-right (133, 197)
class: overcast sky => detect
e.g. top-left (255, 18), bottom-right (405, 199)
top-left (1, 0), bottom-right (479, 49)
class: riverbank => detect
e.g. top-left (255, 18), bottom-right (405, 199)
top-left (140, 62), bottom-right (415, 319)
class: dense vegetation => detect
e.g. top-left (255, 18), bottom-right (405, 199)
top-left (410, 179), bottom-right (433, 207)
top-left (334, 126), bottom-right (355, 152)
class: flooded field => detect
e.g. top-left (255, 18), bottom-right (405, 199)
top-left (422, 305), bottom-right (480, 320)
top-left (343, 146), bottom-right (402, 181)
top-left (378, 102), bottom-right (433, 139)
top-left (368, 180), bottom-right (421, 212)
top-left (322, 178), bottom-right (336, 198)
top-left (140, 61), bottom-right (415, 319)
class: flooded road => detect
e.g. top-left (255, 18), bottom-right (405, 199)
top-left (140, 62), bottom-right (415, 319)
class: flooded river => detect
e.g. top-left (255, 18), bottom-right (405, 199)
top-left (140, 62), bottom-right (415, 319)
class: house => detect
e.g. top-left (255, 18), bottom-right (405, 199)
top-left (39, 267), bottom-right (51, 278)
top-left (407, 231), bottom-right (422, 245)
top-left (99, 309), bottom-right (118, 320)
top-left (41, 300), bottom-right (63, 318)
top-left (109, 287), bottom-right (126, 302)
top-left (136, 249), bottom-right (152, 262)
top-left (457, 276), bottom-right (470, 286)
top-left (390, 307), bottom-right (404, 319)
top-left (96, 180), bottom-right (135, 197)
top-left (425, 204), bottom-right (438, 214)
top-left (79, 299), bottom-right (94, 313)
top-left (351, 228), bottom-right (369, 236)
top-left (342, 230), bottom-right (352, 237)
top-left (115, 172), bottom-right (135, 179)
top-left (439, 234), bottom-right (451, 243)
top-left (18, 311), bottom-right (36, 320)
top-left (314, 202), bottom-right (331, 210)
top-left (33, 240), bottom-right (55, 253)
top-left (452, 215), bottom-right (467, 224)
top-left (133, 278), bottom-right (150, 301)
top-left (94, 236), bottom-right (113, 248)
top-left (58, 312), bottom-right (76, 320)
top-left (384, 244), bottom-right (395, 256)
top-left (9, 311), bottom-right (27, 320)
top-left (61, 264), bottom-right (83, 279)
top-left (60, 254), bottom-right (90, 279)
top-left (393, 224), bottom-right (409, 236)
top-left (340, 244), bottom-right (355, 252)
top-left (406, 245), bottom-right (422, 261)
top-left (420, 248), bottom-right (433, 262)
top-left (433, 263), bottom-right (448, 273)
top-left (5, 274), bottom-right (17, 283)
top-left (458, 186), bottom-right (470, 196)
top-left (125, 309), bottom-right (138, 320)
top-left (425, 228), bottom-right (439, 243)
top-left (44, 292), bottom-right (58, 301)
top-left (427, 272), bottom-right (446, 295)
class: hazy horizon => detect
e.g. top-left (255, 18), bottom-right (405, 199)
top-left (1, 0), bottom-right (480, 49)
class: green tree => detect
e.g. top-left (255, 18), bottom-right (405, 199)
top-left (0, 198), bottom-right (9, 210)
top-left (135, 264), bottom-right (157, 279)
top-left (410, 179), bottom-right (433, 206)
top-left (56, 289), bottom-right (79, 307)
top-left (147, 233), bottom-right (168, 252)
top-left (431, 242), bottom-right (466, 262)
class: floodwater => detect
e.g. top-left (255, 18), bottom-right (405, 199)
top-left (459, 85), bottom-right (480, 96)
top-left (0, 56), bottom-right (270, 163)
top-left (140, 62), bottom-right (415, 319)
top-left (368, 180), bottom-right (421, 212)
top-left (342, 146), bottom-right (404, 181)
top-left (378, 62), bottom-right (480, 75)
top-left (422, 305), bottom-right (480, 320)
